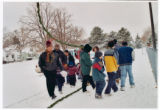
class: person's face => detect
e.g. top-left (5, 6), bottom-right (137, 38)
top-left (55, 46), bottom-right (59, 50)
top-left (47, 46), bottom-right (53, 52)
top-left (64, 52), bottom-right (69, 56)
top-left (93, 48), bottom-right (95, 52)
top-left (99, 56), bottom-right (102, 59)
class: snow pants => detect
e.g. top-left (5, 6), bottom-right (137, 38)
top-left (96, 80), bottom-right (106, 95)
top-left (43, 70), bottom-right (57, 97)
top-left (120, 65), bottom-right (135, 87)
top-left (56, 74), bottom-right (65, 91)
top-left (66, 75), bottom-right (70, 84)
top-left (82, 75), bottom-right (95, 92)
top-left (68, 75), bottom-right (76, 86)
top-left (105, 72), bottom-right (118, 94)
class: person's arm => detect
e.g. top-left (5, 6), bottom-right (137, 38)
top-left (83, 53), bottom-right (92, 66)
top-left (132, 50), bottom-right (135, 61)
top-left (56, 55), bottom-right (64, 71)
top-left (113, 50), bottom-right (119, 64)
top-left (93, 62), bottom-right (105, 73)
top-left (38, 53), bottom-right (45, 72)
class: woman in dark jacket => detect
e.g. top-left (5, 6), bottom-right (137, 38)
top-left (64, 50), bottom-right (75, 84)
top-left (39, 40), bottom-right (63, 99)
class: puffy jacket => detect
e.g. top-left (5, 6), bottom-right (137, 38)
top-left (92, 58), bottom-right (106, 81)
top-left (104, 49), bottom-right (119, 72)
top-left (80, 52), bottom-right (92, 76)
top-left (68, 66), bottom-right (77, 76)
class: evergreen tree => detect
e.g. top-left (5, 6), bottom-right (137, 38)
top-left (88, 26), bottom-right (105, 46)
top-left (117, 27), bottom-right (132, 43)
top-left (135, 34), bottom-right (142, 48)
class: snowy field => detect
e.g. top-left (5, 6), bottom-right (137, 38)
top-left (3, 48), bottom-right (157, 108)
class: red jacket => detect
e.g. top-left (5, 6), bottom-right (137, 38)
top-left (68, 66), bottom-right (77, 76)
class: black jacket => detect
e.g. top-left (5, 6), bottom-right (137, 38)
top-left (39, 51), bottom-right (63, 72)
top-left (65, 53), bottom-right (75, 66)
top-left (53, 49), bottom-right (66, 64)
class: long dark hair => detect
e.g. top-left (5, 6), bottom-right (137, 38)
top-left (93, 46), bottom-right (99, 52)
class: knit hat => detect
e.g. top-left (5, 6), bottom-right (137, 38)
top-left (108, 41), bottom-right (115, 48)
top-left (46, 40), bottom-right (52, 47)
top-left (83, 44), bottom-right (92, 53)
top-left (95, 51), bottom-right (103, 58)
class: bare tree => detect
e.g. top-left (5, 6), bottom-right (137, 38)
top-left (11, 28), bottom-right (30, 55)
top-left (20, 3), bottom-right (84, 51)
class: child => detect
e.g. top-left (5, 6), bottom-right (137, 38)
top-left (56, 67), bottom-right (65, 94)
top-left (92, 51), bottom-right (106, 99)
top-left (104, 41), bottom-right (119, 95)
top-left (68, 62), bottom-right (77, 87)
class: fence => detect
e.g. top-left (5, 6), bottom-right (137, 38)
top-left (146, 47), bottom-right (157, 83)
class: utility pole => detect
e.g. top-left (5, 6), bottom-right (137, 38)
top-left (149, 2), bottom-right (156, 50)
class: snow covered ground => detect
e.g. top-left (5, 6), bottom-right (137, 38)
top-left (3, 48), bottom-right (157, 108)
top-left (54, 48), bottom-right (157, 108)
top-left (3, 59), bottom-right (82, 108)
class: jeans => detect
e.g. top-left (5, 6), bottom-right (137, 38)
top-left (82, 75), bottom-right (95, 92)
top-left (105, 72), bottom-right (118, 94)
top-left (120, 65), bottom-right (135, 87)
top-left (96, 80), bottom-right (106, 95)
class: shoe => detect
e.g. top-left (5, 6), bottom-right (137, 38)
top-left (130, 85), bottom-right (135, 88)
top-left (95, 94), bottom-right (102, 99)
top-left (114, 88), bottom-right (118, 92)
top-left (51, 95), bottom-right (57, 99)
top-left (83, 90), bottom-right (90, 93)
top-left (120, 87), bottom-right (125, 91)
top-left (104, 93), bottom-right (112, 96)
top-left (59, 91), bottom-right (63, 94)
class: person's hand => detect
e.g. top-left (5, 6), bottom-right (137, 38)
top-left (63, 64), bottom-right (68, 70)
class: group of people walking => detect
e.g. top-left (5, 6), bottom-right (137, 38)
top-left (38, 39), bottom-right (135, 99)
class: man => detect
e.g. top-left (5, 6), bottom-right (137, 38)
top-left (39, 40), bottom-right (63, 99)
top-left (113, 39), bottom-right (121, 84)
top-left (118, 41), bottom-right (135, 91)
top-left (53, 44), bottom-right (66, 64)
top-left (80, 44), bottom-right (95, 92)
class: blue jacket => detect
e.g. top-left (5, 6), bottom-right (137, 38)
top-left (118, 46), bottom-right (133, 65)
top-left (92, 58), bottom-right (106, 81)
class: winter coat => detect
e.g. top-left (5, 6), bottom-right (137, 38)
top-left (39, 51), bottom-right (63, 72)
top-left (118, 46), bottom-right (134, 65)
top-left (92, 58), bottom-right (106, 81)
top-left (65, 54), bottom-right (75, 66)
top-left (68, 66), bottom-right (77, 76)
top-left (80, 51), bottom-right (92, 76)
top-left (114, 44), bottom-right (121, 64)
top-left (104, 48), bottom-right (119, 72)
top-left (53, 49), bottom-right (66, 64)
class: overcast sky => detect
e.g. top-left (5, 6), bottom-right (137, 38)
top-left (3, 2), bottom-right (158, 40)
